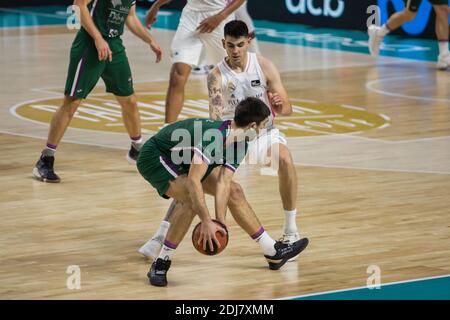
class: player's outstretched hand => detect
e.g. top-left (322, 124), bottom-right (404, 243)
top-left (149, 40), bottom-right (162, 63)
top-left (95, 37), bottom-right (112, 62)
top-left (197, 14), bottom-right (223, 33)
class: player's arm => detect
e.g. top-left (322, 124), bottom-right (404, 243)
top-left (188, 154), bottom-right (226, 251)
top-left (125, 4), bottom-right (162, 63)
top-left (258, 55), bottom-right (292, 116)
top-left (197, 0), bottom-right (246, 33)
top-left (144, 0), bottom-right (172, 28)
top-left (74, 0), bottom-right (112, 61)
top-left (214, 166), bottom-right (234, 225)
top-left (207, 68), bottom-right (225, 120)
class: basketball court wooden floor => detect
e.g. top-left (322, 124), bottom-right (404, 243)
top-left (1, 24), bottom-right (449, 299)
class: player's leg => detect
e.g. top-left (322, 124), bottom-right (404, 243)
top-left (368, 0), bottom-right (419, 57)
top-left (114, 94), bottom-right (143, 163)
top-left (275, 144), bottom-right (299, 233)
top-left (165, 9), bottom-right (203, 123)
top-left (251, 130), bottom-right (300, 240)
top-left (148, 176), bottom-right (199, 286)
top-left (139, 169), bottom-right (263, 261)
top-left (165, 62), bottom-right (193, 123)
top-left (201, 168), bottom-right (309, 270)
top-left (33, 38), bottom-right (105, 183)
top-left (33, 96), bottom-right (83, 183)
top-left (138, 200), bottom-right (176, 259)
top-left (433, 3), bottom-right (450, 69)
top-left (101, 46), bottom-right (143, 163)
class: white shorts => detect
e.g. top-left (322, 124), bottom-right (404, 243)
top-left (170, 8), bottom-right (233, 66)
top-left (246, 128), bottom-right (287, 170)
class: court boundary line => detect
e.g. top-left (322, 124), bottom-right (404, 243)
top-left (277, 273), bottom-right (450, 300)
top-left (366, 75), bottom-right (450, 103)
top-left (296, 162), bottom-right (450, 175)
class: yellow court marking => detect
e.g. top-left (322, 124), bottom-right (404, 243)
top-left (13, 92), bottom-right (388, 137)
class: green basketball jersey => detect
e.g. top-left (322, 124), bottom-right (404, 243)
top-left (146, 118), bottom-right (248, 177)
top-left (84, 0), bottom-right (136, 39)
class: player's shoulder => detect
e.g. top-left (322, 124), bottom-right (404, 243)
top-left (255, 53), bottom-right (275, 69)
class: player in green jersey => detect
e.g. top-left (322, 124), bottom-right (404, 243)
top-left (137, 97), bottom-right (309, 287)
top-left (33, 0), bottom-right (162, 183)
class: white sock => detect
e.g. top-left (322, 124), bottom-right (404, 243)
top-left (438, 41), bottom-right (449, 56)
top-left (154, 220), bottom-right (170, 240)
top-left (131, 136), bottom-right (143, 151)
top-left (379, 24), bottom-right (390, 37)
top-left (252, 228), bottom-right (276, 256)
top-left (157, 241), bottom-right (177, 261)
top-left (284, 209), bottom-right (298, 235)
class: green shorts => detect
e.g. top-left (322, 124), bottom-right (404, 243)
top-left (64, 31), bottom-right (134, 99)
top-left (137, 139), bottom-right (183, 199)
top-left (404, 0), bottom-right (448, 12)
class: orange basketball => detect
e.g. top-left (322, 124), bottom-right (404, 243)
top-left (192, 219), bottom-right (229, 255)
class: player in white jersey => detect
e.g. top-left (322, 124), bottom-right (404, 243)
top-left (144, 0), bottom-right (246, 123)
top-left (139, 20), bottom-right (304, 261)
top-left (209, 20), bottom-right (301, 246)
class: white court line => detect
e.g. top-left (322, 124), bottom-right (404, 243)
top-left (296, 161), bottom-right (450, 175)
top-left (277, 274), bottom-right (450, 300)
top-left (366, 75), bottom-right (450, 103)
top-left (279, 59), bottom-right (413, 73)
top-left (0, 129), bottom-right (129, 150)
top-left (340, 104), bottom-right (366, 111)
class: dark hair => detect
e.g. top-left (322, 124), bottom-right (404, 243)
top-left (224, 20), bottom-right (249, 38)
top-left (234, 97), bottom-right (270, 127)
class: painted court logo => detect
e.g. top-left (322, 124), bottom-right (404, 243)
top-left (11, 92), bottom-right (389, 137)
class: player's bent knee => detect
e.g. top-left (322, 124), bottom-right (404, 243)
top-left (170, 64), bottom-right (190, 87)
top-left (120, 95), bottom-right (138, 110)
top-left (62, 97), bottom-right (82, 117)
top-left (277, 147), bottom-right (294, 170)
top-left (229, 182), bottom-right (245, 203)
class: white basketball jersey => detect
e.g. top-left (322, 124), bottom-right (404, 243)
top-left (217, 52), bottom-right (274, 128)
top-left (185, 0), bottom-right (231, 11)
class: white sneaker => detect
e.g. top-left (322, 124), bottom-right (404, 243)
top-left (368, 25), bottom-right (384, 58)
top-left (281, 232), bottom-right (300, 262)
top-left (191, 64), bottom-right (214, 75)
top-left (138, 236), bottom-right (164, 260)
top-left (437, 53), bottom-right (450, 70)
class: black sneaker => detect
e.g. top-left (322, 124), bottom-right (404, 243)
top-left (264, 238), bottom-right (309, 270)
top-left (148, 258), bottom-right (171, 287)
top-left (33, 155), bottom-right (60, 183)
top-left (126, 144), bottom-right (140, 165)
